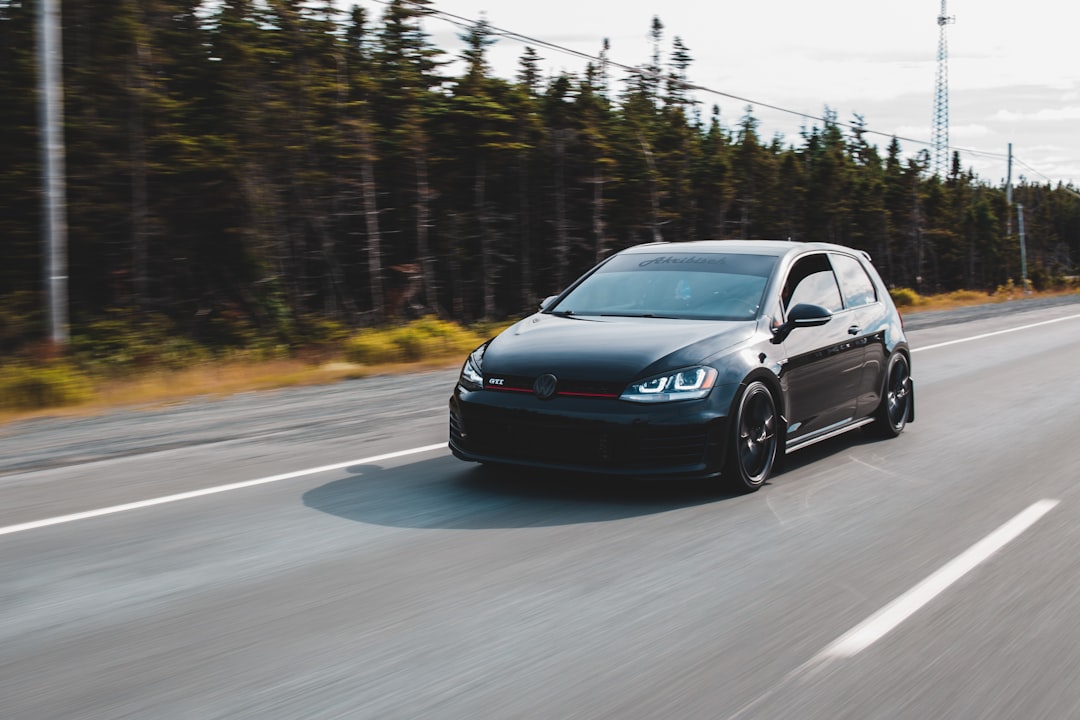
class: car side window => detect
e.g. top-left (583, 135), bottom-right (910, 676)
top-left (782, 254), bottom-right (843, 314)
top-left (831, 253), bottom-right (878, 308)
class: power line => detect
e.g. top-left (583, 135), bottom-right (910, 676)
top-left (1012, 157), bottom-right (1062, 187)
top-left (380, 0), bottom-right (1062, 180)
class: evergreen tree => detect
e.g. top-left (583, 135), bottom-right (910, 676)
top-left (343, 4), bottom-right (386, 321)
top-left (695, 106), bottom-right (735, 239)
top-left (802, 109), bottom-right (853, 245)
top-left (374, 0), bottom-right (444, 315)
top-left (576, 61), bottom-right (616, 263)
top-left (731, 108), bottom-right (775, 239)
top-left (509, 46), bottom-right (545, 309)
top-left (448, 17), bottom-right (519, 318)
top-left (0, 0), bottom-right (41, 328)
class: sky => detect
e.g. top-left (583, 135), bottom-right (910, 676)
top-left (351, 0), bottom-right (1079, 188)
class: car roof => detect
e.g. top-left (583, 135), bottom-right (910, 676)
top-left (619, 240), bottom-right (869, 262)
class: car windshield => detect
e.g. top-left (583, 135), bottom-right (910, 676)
top-left (550, 252), bottom-right (777, 321)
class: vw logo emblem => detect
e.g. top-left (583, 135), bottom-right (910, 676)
top-left (533, 373), bottom-right (558, 400)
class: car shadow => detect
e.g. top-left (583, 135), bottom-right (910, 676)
top-left (302, 456), bottom-right (736, 530)
top-left (303, 428), bottom-right (899, 530)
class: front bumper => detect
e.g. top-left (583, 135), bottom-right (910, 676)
top-left (449, 385), bottom-right (730, 479)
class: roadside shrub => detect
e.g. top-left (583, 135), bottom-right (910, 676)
top-left (394, 318), bottom-right (482, 360)
top-left (995, 279), bottom-right (1020, 298)
top-left (343, 332), bottom-right (405, 365)
top-left (941, 289), bottom-right (989, 304)
top-left (0, 363), bottom-right (93, 410)
top-left (300, 317), bottom-right (351, 346)
top-left (388, 326), bottom-right (438, 362)
top-left (889, 288), bottom-right (920, 307)
top-left (343, 317), bottom-right (483, 365)
top-left (69, 311), bottom-right (213, 374)
top-left (1027, 265), bottom-right (1061, 292)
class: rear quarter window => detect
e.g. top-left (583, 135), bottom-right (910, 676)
top-left (831, 253), bottom-right (878, 308)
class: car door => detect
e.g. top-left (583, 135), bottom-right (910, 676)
top-left (779, 253), bottom-right (862, 443)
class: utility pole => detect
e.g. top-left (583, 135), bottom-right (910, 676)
top-left (38, 0), bottom-right (68, 348)
top-left (1016, 203), bottom-right (1029, 293)
top-left (1005, 143), bottom-right (1013, 237)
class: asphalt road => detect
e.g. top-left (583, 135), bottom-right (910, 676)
top-left (2, 296), bottom-right (1080, 719)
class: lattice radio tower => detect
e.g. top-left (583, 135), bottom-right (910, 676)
top-left (931, 0), bottom-right (956, 177)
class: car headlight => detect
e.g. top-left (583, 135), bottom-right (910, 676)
top-left (620, 366), bottom-right (718, 403)
top-left (458, 343), bottom-right (486, 391)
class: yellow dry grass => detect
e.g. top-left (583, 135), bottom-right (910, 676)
top-left (0, 356), bottom-right (462, 426)
top-left (903, 286), bottom-right (1079, 313)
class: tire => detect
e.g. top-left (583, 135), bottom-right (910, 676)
top-left (725, 380), bottom-right (779, 493)
top-left (872, 352), bottom-right (911, 438)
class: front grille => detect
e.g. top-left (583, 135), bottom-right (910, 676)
top-left (484, 375), bottom-right (623, 399)
top-left (558, 380), bottom-right (624, 398)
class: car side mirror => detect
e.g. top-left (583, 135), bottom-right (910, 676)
top-left (539, 295), bottom-right (558, 311)
top-left (771, 303), bottom-right (833, 343)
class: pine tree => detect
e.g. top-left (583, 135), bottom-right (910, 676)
top-left (801, 109), bottom-right (854, 245)
top-left (448, 17), bottom-right (519, 318)
top-left (846, 114), bottom-right (889, 265)
top-left (343, 5), bottom-right (386, 321)
top-left (374, 0), bottom-right (444, 316)
top-left (731, 108), bottom-right (775, 239)
top-left (543, 73), bottom-right (575, 288)
top-left (695, 106), bottom-right (734, 239)
top-left (510, 46), bottom-right (545, 309)
top-left (576, 61), bottom-right (616, 263)
top-left (0, 0), bottom-right (41, 325)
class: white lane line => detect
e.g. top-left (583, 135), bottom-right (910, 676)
top-left (912, 312), bottom-right (1080, 352)
top-left (816, 498), bottom-right (1059, 659)
top-left (0, 443), bottom-right (447, 537)
top-left (729, 498), bottom-right (1062, 719)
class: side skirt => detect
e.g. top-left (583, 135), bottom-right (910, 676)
top-left (784, 417), bottom-right (876, 455)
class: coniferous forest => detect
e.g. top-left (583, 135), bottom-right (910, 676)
top-left (3, 0), bottom-right (1080, 356)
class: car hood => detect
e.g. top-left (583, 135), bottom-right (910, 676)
top-left (482, 314), bottom-right (756, 382)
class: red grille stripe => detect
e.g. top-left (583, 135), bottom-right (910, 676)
top-left (483, 385), bottom-right (618, 399)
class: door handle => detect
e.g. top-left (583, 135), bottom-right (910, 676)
top-left (848, 325), bottom-right (860, 335)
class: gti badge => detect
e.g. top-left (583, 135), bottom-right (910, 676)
top-left (533, 373), bottom-right (558, 400)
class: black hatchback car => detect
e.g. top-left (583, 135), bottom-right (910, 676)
top-left (449, 240), bottom-right (913, 492)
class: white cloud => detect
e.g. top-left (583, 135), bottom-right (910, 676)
top-left (951, 124), bottom-right (994, 139)
top-left (994, 107), bottom-right (1080, 122)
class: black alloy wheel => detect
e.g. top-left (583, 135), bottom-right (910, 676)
top-left (726, 380), bottom-right (779, 492)
top-left (873, 352), bottom-right (911, 438)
